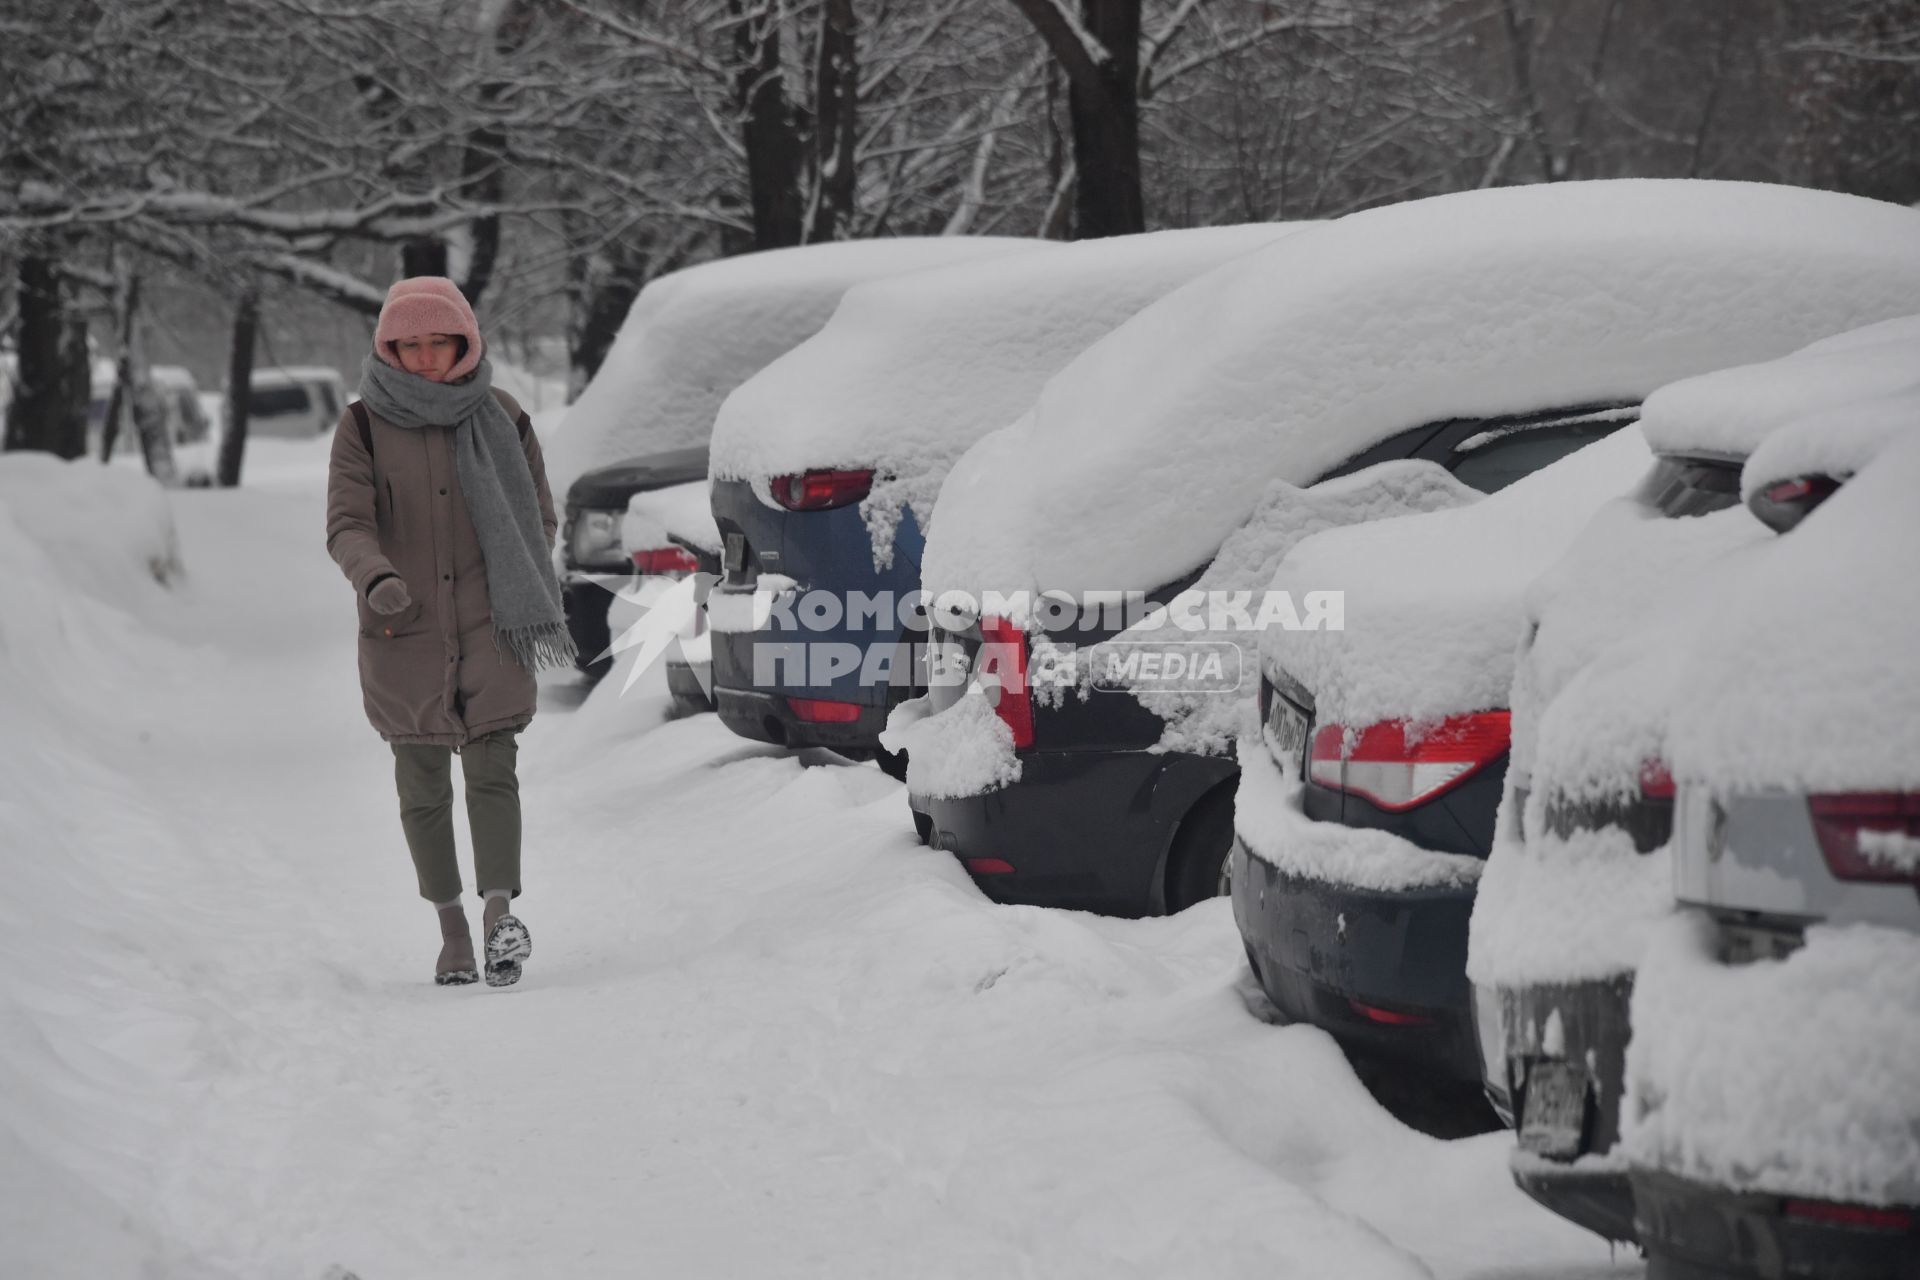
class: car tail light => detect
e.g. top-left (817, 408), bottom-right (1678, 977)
top-left (1783, 1198), bottom-right (1913, 1232)
top-left (1639, 758), bottom-right (1675, 799)
top-left (1748, 473), bottom-right (1841, 534)
top-left (1807, 793), bottom-right (1920, 884)
top-left (631, 546), bottom-right (701, 575)
top-left (770, 469), bottom-right (874, 512)
top-left (965, 858), bottom-right (1016, 876)
top-left (1307, 712), bottom-right (1511, 812)
top-left (789, 697), bottom-right (862, 724)
top-left (978, 616), bottom-right (1033, 750)
top-left (1348, 999), bottom-right (1435, 1027)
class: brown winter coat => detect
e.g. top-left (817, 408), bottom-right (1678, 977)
top-left (325, 387), bottom-right (559, 747)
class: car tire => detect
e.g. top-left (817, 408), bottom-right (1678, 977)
top-left (1164, 782), bottom-right (1236, 914)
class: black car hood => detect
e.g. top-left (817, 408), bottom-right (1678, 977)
top-left (566, 446), bottom-right (709, 510)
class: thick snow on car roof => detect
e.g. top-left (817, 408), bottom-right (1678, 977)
top-left (1667, 422), bottom-right (1920, 794)
top-left (544, 237), bottom-right (1048, 498)
top-left (921, 180), bottom-right (1920, 601)
top-left (707, 224), bottom-right (1305, 547)
top-left (1259, 425), bottom-right (1654, 730)
top-left (1732, 315), bottom-right (1920, 498)
top-left (1638, 312), bottom-right (1920, 464)
top-left (624, 479), bottom-right (720, 556)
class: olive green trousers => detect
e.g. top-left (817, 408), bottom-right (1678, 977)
top-left (390, 729), bottom-right (521, 904)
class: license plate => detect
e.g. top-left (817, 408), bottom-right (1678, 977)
top-left (1519, 1060), bottom-right (1589, 1160)
top-left (723, 532), bottom-right (746, 575)
top-left (1267, 695), bottom-right (1311, 763)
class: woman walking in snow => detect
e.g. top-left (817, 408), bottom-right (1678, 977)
top-left (325, 277), bottom-right (574, 988)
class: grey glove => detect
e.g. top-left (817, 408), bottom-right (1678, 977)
top-left (368, 575), bottom-right (412, 615)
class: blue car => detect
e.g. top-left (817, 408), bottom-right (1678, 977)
top-left (702, 226), bottom-right (1306, 775)
top-left (709, 470), bottom-right (925, 773)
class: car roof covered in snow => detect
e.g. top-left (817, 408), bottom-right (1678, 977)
top-left (707, 223), bottom-right (1307, 526)
top-left (624, 479), bottom-right (721, 556)
top-left (542, 236), bottom-right (1050, 500)
top-left (1667, 396), bottom-right (1920, 794)
top-left (920, 180), bottom-right (1920, 601)
top-left (1260, 424), bottom-right (1654, 728)
top-left (1638, 312), bottom-right (1920, 465)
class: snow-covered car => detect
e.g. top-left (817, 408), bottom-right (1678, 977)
top-left (1620, 356), bottom-right (1920, 1279)
top-left (564, 445), bottom-right (708, 678)
top-left (1234, 424), bottom-right (1653, 1131)
top-left (243, 365), bottom-right (347, 439)
top-left (551, 237), bottom-right (1046, 680)
top-left (705, 225), bottom-right (1299, 772)
top-left (622, 479), bottom-right (722, 715)
top-left (1466, 316), bottom-right (1920, 1244)
top-left (899, 179), bottom-right (1920, 920)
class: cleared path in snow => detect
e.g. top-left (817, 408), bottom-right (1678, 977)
top-left (11, 453), bottom-right (1640, 1279)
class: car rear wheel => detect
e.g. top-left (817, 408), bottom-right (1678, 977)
top-left (1165, 782), bottom-right (1236, 914)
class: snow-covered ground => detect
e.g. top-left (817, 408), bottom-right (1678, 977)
top-left (2, 446), bottom-right (1637, 1279)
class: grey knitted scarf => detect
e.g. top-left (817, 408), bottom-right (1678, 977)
top-left (359, 354), bottom-right (576, 673)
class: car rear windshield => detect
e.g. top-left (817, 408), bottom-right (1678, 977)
top-left (1635, 453), bottom-right (1743, 518)
top-left (1446, 414), bottom-right (1629, 492)
top-left (250, 385), bottom-right (311, 417)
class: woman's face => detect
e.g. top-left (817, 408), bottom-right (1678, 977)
top-left (393, 333), bottom-right (460, 381)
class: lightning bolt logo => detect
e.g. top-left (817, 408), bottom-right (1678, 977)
top-left (591, 571), bottom-right (716, 699)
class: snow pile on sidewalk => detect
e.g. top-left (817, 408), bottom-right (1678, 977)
top-left (922, 180), bottom-right (1920, 604)
top-left (0, 451), bottom-right (183, 594)
top-left (0, 465), bottom-right (223, 1276)
top-left (545, 237), bottom-right (1047, 497)
top-left (709, 224), bottom-right (1300, 567)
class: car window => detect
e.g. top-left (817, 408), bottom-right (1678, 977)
top-left (250, 385), bottom-right (312, 417)
top-left (1445, 417), bottom-right (1625, 493)
top-left (315, 382), bottom-right (341, 417)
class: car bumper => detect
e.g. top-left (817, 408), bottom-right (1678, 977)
top-left (1231, 837), bottom-right (1484, 1083)
top-left (1633, 1168), bottom-right (1920, 1280)
top-left (664, 655), bottom-right (713, 713)
top-left (911, 748), bottom-right (1234, 917)
top-left (1495, 974), bottom-right (1637, 1242)
top-left (713, 685), bottom-right (890, 752)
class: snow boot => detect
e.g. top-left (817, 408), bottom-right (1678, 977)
top-left (483, 894), bottom-right (531, 988)
top-left (435, 904), bottom-right (478, 986)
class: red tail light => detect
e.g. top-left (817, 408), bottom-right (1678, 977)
top-left (978, 616), bottom-right (1034, 750)
top-left (1308, 711), bottom-right (1511, 812)
top-left (1348, 999), bottom-right (1435, 1027)
top-left (631, 546), bottom-right (701, 575)
top-left (965, 858), bottom-right (1016, 876)
top-left (1783, 1198), bottom-right (1913, 1232)
top-left (789, 697), bottom-right (862, 724)
top-left (1749, 473), bottom-right (1841, 534)
top-left (1808, 793), bottom-right (1920, 884)
top-left (770, 469), bottom-right (874, 512)
top-left (1639, 758), bottom-right (1675, 800)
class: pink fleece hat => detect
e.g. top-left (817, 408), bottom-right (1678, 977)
top-left (373, 276), bottom-right (485, 381)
